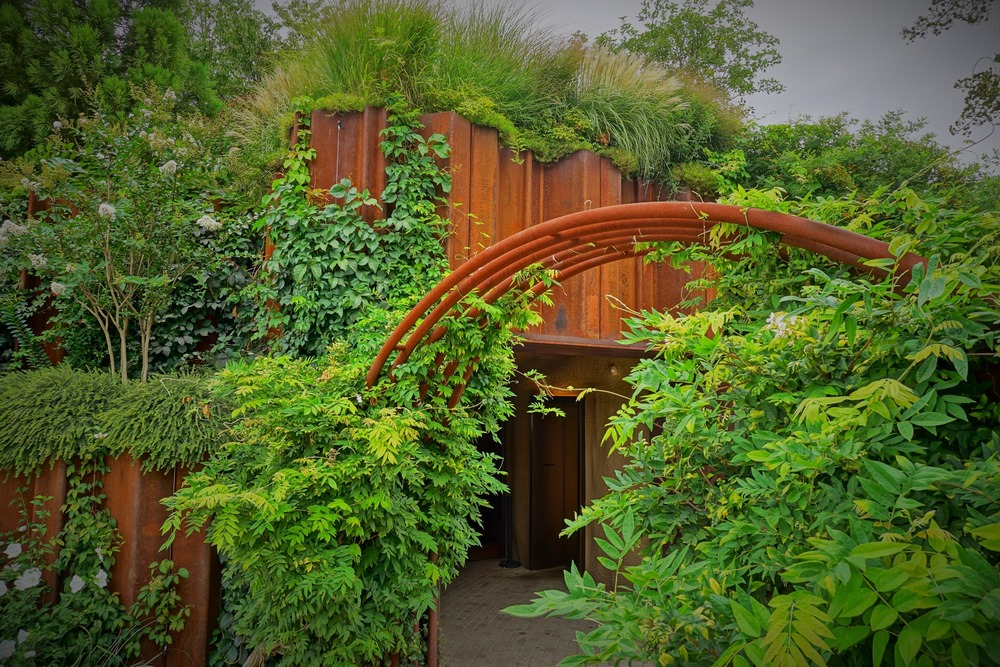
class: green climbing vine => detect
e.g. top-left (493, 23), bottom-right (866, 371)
top-left (247, 93), bottom-right (452, 357)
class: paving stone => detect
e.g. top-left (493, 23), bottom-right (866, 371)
top-left (439, 560), bottom-right (632, 667)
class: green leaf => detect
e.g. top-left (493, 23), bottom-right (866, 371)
top-left (869, 604), bottom-right (897, 631)
top-left (863, 459), bottom-right (904, 494)
top-left (850, 542), bottom-right (910, 559)
top-left (872, 630), bottom-right (890, 667)
top-left (832, 625), bottom-right (870, 651)
top-left (732, 600), bottom-right (762, 638)
top-left (897, 421), bottom-right (914, 441)
top-left (841, 588), bottom-right (878, 618)
top-left (897, 626), bottom-right (922, 666)
top-left (868, 566), bottom-right (910, 592)
top-left (970, 523), bottom-right (1000, 551)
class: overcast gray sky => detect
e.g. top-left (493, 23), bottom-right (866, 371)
top-left (519, 0), bottom-right (999, 162)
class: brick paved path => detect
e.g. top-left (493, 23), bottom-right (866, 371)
top-left (438, 559), bottom-right (610, 667)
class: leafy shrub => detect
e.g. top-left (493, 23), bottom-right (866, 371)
top-left (244, 94), bottom-right (451, 356)
top-left (0, 366), bottom-right (224, 475)
top-left (0, 459), bottom-right (189, 665)
top-left (507, 188), bottom-right (1000, 666)
top-left (0, 86), bottom-right (247, 382)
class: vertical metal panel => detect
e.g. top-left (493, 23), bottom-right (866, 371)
top-left (423, 113), bottom-right (473, 270)
top-left (165, 465), bottom-right (220, 667)
top-left (32, 462), bottom-right (67, 604)
top-left (598, 158), bottom-right (625, 340)
top-left (466, 125), bottom-right (501, 261)
top-left (537, 152), bottom-right (603, 339)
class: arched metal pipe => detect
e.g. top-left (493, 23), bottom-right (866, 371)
top-left (367, 202), bottom-right (925, 387)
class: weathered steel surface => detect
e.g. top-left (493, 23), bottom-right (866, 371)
top-left (365, 201), bottom-right (927, 390)
top-left (306, 109), bottom-right (683, 346)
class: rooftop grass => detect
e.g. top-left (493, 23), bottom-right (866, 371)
top-left (231, 0), bottom-right (740, 187)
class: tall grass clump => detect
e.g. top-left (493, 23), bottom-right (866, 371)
top-left (231, 0), bottom-right (738, 187)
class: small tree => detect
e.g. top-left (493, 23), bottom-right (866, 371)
top-left (597, 0), bottom-right (783, 101)
top-left (1, 87), bottom-right (232, 383)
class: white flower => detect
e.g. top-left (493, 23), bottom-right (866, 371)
top-left (0, 640), bottom-right (15, 659)
top-left (142, 109), bottom-right (153, 118)
top-left (95, 569), bottom-right (108, 588)
top-left (23, 650), bottom-right (36, 658)
top-left (27, 254), bottom-right (47, 269)
top-left (356, 394), bottom-right (363, 404)
top-left (50, 282), bottom-right (66, 296)
top-left (765, 312), bottom-right (799, 339)
top-left (96, 152), bottom-right (105, 161)
top-left (196, 215), bottom-right (222, 232)
top-left (159, 160), bottom-right (177, 175)
top-left (4, 543), bottom-right (21, 559)
top-left (14, 567), bottom-right (41, 590)
top-left (92, 432), bottom-right (108, 439)
top-left (163, 88), bottom-right (177, 101)
top-left (16, 630), bottom-right (27, 644)
top-left (98, 203), bottom-right (116, 220)
top-left (69, 574), bottom-right (85, 593)
top-left (53, 121), bottom-right (62, 129)
top-left (95, 547), bottom-right (103, 560)
top-left (0, 580), bottom-right (7, 596)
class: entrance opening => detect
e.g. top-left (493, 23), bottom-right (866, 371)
top-left (529, 398), bottom-right (583, 569)
top-left (469, 430), bottom-right (505, 561)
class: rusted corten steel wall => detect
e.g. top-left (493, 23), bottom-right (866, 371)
top-left (307, 107), bottom-right (695, 346)
top-left (0, 459), bottom-right (219, 666)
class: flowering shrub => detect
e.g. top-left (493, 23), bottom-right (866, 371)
top-left (0, 85), bottom-right (243, 382)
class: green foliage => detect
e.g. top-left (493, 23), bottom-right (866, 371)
top-left (505, 188), bottom-right (1000, 665)
top-left (0, 87), bottom-right (244, 382)
top-left (235, 0), bottom-right (728, 184)
top-left (0, 459), bottom-right (190, 665)
top-left (0, 366), bottom-right (123, 474)
top-left (0, 0), bottom-right (223, 157)
top-left (0, 366), bottom-right (225, 475)
top-left (246, 94), bottom-right (451, 356)
top-left (178, 0), bottom-right (281, 99)
top-left (163, 335), bottom-right (518, 663)
top-left (99, 372), bottom-right (229, 472)
top-left (725, 112), bottom-right (999, 209)
top-left (597, 0), bottom-right (783, 100)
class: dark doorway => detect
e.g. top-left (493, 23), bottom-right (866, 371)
top-left (529, 398), bottom-right (582, 569)
top-left (468, 431), bottom-right (505, 561)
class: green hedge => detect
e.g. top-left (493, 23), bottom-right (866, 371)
top-left (0, 367), bottom-right (227, 475)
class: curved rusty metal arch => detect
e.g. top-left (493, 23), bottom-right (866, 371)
top-left (366, 201), bottom-right (926, 389)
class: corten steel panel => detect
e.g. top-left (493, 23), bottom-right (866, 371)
top-left (537, 152), bottom-right (604, 339)
top-left (466, 124), bottom-right (501, 262)
top-left (496, 148), bottom-right (532, 249)
top-left (32, 462), bottom-right (67, 604)
top-left (104, 453), bottom-right (174, 664)
top-left (598, 159), bottom-right (626, 340)
top-left (165, 465), bottom-right (220, 667)
top-left (309, 108), bottom-right (387, 223)
top-left (422, 112), bottom-right (473, 269)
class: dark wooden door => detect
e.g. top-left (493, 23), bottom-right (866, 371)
top-left (530, 399), bottom-right (582, 569)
